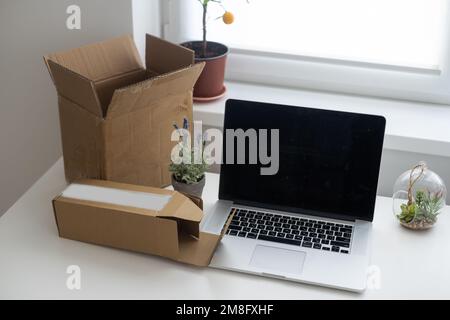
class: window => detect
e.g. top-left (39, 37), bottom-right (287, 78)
top-left (163, 0), bottom-right (450, 104)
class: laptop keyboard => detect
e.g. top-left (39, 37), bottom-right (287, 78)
top-left (225, 208), bottom-right (353, 254)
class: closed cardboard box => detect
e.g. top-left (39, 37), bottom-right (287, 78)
top-left (44, 35), bottom-right (204, 187)
top-left (53, 179), bottom-right (230, 266)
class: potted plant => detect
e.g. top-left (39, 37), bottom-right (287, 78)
top-left (169, 119), bottom-right (209, 198)
top-left (181, 0), bottom-right (241, 101)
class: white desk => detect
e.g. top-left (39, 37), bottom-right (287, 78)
top-left (1, 158), bottom-right (449, 299)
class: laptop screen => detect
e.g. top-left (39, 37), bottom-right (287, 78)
top-left (219, 99), bottom-right (385, 222)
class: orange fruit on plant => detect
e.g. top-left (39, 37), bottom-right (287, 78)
top-left (222, 11), bottom-right (234, 24)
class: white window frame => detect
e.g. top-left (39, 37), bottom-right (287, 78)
top-left (161, 0), bottom-right (450, 105)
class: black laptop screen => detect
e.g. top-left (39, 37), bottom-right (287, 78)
top-left (219, 99), bottom-right (385, 222)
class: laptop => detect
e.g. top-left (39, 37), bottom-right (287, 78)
top-left (202, 99), bottom-right (386, 292)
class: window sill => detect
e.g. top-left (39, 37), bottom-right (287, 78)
top-left (193, 81), bottom-right (450, 158)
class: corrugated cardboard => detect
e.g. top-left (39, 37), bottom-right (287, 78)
top-left (53, 179), bottom-right (231, 267)
top-left (45, 35), bottom-right (204, 187)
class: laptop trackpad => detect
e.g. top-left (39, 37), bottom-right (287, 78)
top-left (249, 245), bottom-right (306, 275)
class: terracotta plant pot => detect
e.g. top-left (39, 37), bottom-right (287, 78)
top-left (171, 175), bottom-right (206, 198)
top-left (181, 41), bottom-right (228, 100)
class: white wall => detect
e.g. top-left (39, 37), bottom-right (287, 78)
top-left (0, 0), bottom-right (134, 215)
top-left (132, 0), bottom-right (161, 60)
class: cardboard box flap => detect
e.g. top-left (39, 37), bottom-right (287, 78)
top-left (46, 60), bottom-right (103, 117)
top-left (158, 192), bottom-right (203, 222)
top-left (158, 192), bottom-right (202, 239)
top-left (146, 34), bottom-right (194, 74)
top-left (94, 69), bottom-right (152, 116)
top-left (177, 232), bottom-right (221, 267)
top-left (45, 35), bottom-right (143, 82)
top-left (176, 208), bottom-right (235, 267)
top-left (105, 62), bottom-right (205, 119)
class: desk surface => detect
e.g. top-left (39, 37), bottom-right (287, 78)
top-left (1, 158), bottom-right (449, 299)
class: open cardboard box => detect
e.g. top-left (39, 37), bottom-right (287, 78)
top-left (52, 179), bottom-right (232, 267)
top-left (44, 35), bottom-right (204, 187)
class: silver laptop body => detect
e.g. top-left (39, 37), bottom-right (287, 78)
top-left (203, 99), bottom-right (385, 292)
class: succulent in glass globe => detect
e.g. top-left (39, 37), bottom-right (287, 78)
top-left (393, 162), bottom-right (447, 230)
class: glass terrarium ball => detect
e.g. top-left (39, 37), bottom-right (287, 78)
top-left (393, 162), bottom-right (447, 230)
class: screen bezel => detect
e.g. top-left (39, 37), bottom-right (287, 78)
top-left (218, 99), bottom-right (386, 222)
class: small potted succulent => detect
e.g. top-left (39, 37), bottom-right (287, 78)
top-left (169, 119), bottom-right (209, 198)
top-left (393, 162), bottom-right (447, 230)
top-left (181, 0), bottom-right (244, 101)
